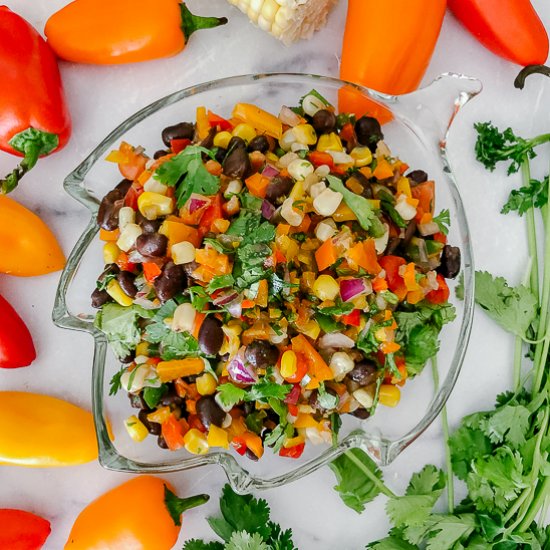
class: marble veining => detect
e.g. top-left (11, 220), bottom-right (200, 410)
top-left (1, 0), bottom-right (549, 548)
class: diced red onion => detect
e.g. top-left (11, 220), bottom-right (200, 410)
top-left (133, 296), bottom-right (157, 309)
top-left (128, 250), bottom-right (147, 263)
top-left (319, 333), bottom-right (355, 349)
top-left (187, 194), bottom-right (210, 213)
top-left (226, 296), bottom-right (243, 318)
top-left (284, 384), bottom-right (301, 406)
top-left (213, 291), bottom-right (239, 306)
top-left (340, 278), bottom-right (367, 302)
top-left (261, 200), bottom-right (276, 220)
top-left (262, 164), bottom-right (280, 178)
top-left (227, 351), bottom-right (257, 385)
top-left (278, 105), bottom-right (303, 127)
top-left (418, 221), bottom-right (440, 237)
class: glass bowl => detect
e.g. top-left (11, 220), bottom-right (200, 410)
top-left (53, 73), bottom-right (480, 493)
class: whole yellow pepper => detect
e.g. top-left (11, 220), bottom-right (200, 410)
top-left (0, 392), bottom-right (98, 467)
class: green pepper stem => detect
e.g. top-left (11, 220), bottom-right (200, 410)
top-left (180, 3), bottom-right (228, 42)
top-left (164, 485), bottom-right (209, 527)
top-left (0, 128), bottom-right (59, 194)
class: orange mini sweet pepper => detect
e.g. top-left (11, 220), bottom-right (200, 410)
top-left (65, 476), bottom-right (208, 550)
top-left (45, 0), bottom-right (227, 65)
top-left (0, 195), bottom-right (65, 276)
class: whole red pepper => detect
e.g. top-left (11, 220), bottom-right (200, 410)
top-left (0, 6), bottom-right (71, 193)
top-left (0, 294), bottom-right (36, 368)
top-left (448, 0), bottom-right (549, 66)
top-left (0, 509), bottom-right (51, 550)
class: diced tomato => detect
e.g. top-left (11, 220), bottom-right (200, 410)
top-left (170, 138), bottom-right (191, 154)
top-left (279, 442), bottom-right (305, 459)
top-left (207, 111), bottom-right (233, 131)
top-left (433, 232), bottom-right (447, 244)
top-left (188, 414), bottom-right (207, 433)
top-left (411, 180), bottom-right (435, 222)
top-left (287, 404), bottom-right (299, 416)
top-left (124, 184), bottom-right (144, 210)
top-left (199, 193), bottom-right (224, 235)
top-left (426, 274), bottom-right (450, 304)
top-left (379, 255), bottom-right (407, 300)
top-left (339, 122), bottom-right (355, 142)
top-left (341, 309), bottom-right (361, 326)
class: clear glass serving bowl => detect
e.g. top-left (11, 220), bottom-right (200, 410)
top-left (53, 73), bottom-right (480, 493)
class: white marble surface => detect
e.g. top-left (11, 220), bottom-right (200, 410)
top-left (1, 1), bottom-right (550, 548)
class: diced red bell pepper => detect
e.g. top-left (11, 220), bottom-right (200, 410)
top-left (232, 436), bottom-right (247, 456)
top-left (284, 384), bottom-right (301, 406)
top-left (199, 193), bottom-right (224, 235)
top-left (170, 138), bottom-right (191, 154)
top-left (116, 251), bottom-right (136, 272)
top-left (142, 262), bottom-right (162, 283)
top-left (433, 232), bottom-right (447, 244)
top-left (279, 442), bottom-right (305, 459)
top-left (426, 273), bottom-right (450, 304)
top-left (341, 308), bottom-right (361, 326)
top-left (161, 414), bottom-right (188, 451)
top-left (308, 151), bottom-right (334, 169)
top-left (379, 255), bottom-right (407, 300)
top-left (207, 111), bottom-right (233, 131)
top-left (124, 184), bottom-right (143, 210)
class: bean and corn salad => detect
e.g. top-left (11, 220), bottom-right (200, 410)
top-left (92, 91), bottom-right (460, 460)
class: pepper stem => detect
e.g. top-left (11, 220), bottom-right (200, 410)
top-left (180, 3), bottom-right (228, 42)
top-left (0, 128), bottom-right (59, 194)
top-left (164, 485), bottom-right (209, 527)
top-left (514, 64), bottom-right (550, 90)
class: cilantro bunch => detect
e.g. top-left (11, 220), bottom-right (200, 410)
top-left (183, 484), bottom-right (296, 550)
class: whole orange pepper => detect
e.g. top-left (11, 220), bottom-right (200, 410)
top-left (64, 476), bottom-right (209, 550)
top-left (339, 0), bottom-right (446, 123)
top-left (0, 195), bottom-right (65, 276)
top-left (45, 0), bottom-right (227, 65)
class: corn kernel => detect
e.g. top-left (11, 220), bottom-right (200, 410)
top-left (147, 406), bottom-right (171, 424)
top-left (353, 388), bottom-right (374, 409)
top-left (103, 242), bottom-right (120, 264)
top-left (317, 133), bottom-right (343, 153)
top-left (280, 350), bottom-right (297, 378)
top-left (312, 274), bottom-right (340, 301)
top-left (183, 428), bottom-right (209, 455)
top-left (279, 129), bottom-right (297, 152)
top-left (171, 241), bottom-right (196, 265)
top-left (350, 146), bottom-right (373, 167)
top-left (124, 415), bottom-right (148, 442)
top-left (171, 303), bottom-right (196, 333)
top-left (135, 342), bottom-right (149, 357)
top-left (213, 131), bottom-right (233, 149)
top-left (207, 424), bottom-right (229, 449)
top-left (280, 197), bottom-right (304, 227)
top-left (118, 206), bottom-right (136, 231)
top-left (292, 124), bottom-right (317, 145)
top-left (315, 220), bottom-right (337, 242)
top-left (287, 159), bottom-right (314, 182)
top-left (302, 94), bottom-right (326, 117)
top-left (232, 123), bottom-right (256, 143)
top-left (106, 279), bottom-right (134, 306)
top-left (143, 178), bottom-right (169, 195)
top-left (379, 384), bottom-right (401, 407)
top-left (116, 223), bottom-right (142, 252)
top-left (196, 372), bottom-right (217, 396)
top-left (137, 192), bottom-right (174, 220)
top-left (313, 188), bottom-right (342, 217)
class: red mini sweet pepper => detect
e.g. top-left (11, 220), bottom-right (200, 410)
top-left (0, 509), bottom-right (51, 550)
top-left (448, 0), bottom-right (549, 67)
top-left (0, 6), bottom-right (71, 193)
top-left (0, 294), bottom-right (36, 368)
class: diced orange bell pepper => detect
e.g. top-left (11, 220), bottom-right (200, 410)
top-left (372, 277), bottom-right (388, 292)
top-left (291, 334), bottom-right (333, 390)
top-left (161, 414), bottom-right (189, 451)
top-left (199, 194), bottom-right (224, 235)
top-left (245, 172), bottom-right (270, 199)
top-left (347, 239), bottom-right (381, 274)
top-left (293, 413), bottom-right (319, 429)
top-left (156, 358), bottom-right (206, 382)
top-left (255, 279), bottom-right (269, 308)
top-left (196, 106), bottom-right (210, 140)
top-left (373, 158), bottom-right (394, 180)
top-left (116, 251), bottom-right (135, 272)
top-left (241, 431), bottom-right (264, 459)
top-left (308, 151), bottom-right (334, 168)
top-left (195, 248), bottom-right (230, 275)
top-left (315, 238), bottom-right (337, 272)
top-left (380, 341), bottom-right (401, 354)
top-left (99, 228), bottom-right (120, 242)
top-left (403, 262), bottom-right (421, 291)
top-left (411, 180), bottom-right (435, 222)
top-left (232, 103), bottom-right (283, 139)
top-left (160, 220), bottom-right (201, 248)
top-left (142, 262), bottom-right (162, 283)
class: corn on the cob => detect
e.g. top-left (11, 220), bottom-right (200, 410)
top-left (227, 0), bottom-right (337, 45)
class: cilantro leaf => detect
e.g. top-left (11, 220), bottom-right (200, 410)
top-left (318, 300), bottom-right (354, 316)
top-left (423, 514), bottom-right (478, 550)
top-left (471, 271), bottom-right (537, 339)
top-left (432, 209), bottom-right (451, 235)
top-left (265, 522), bottom-right (297, 550)
top-left (216, 383), bottom-right (247, 408)
top-left (154, 146), bottom-right (219, 207)
top-left (94, 303), bottom-right (143, 360)
top-left (368, 537), bottom-right (418, 549)
top-left (109, 366), bottom-right (126, 396)
top-left (327, 175), bottom-right (386, 237)
top-left (226, 532), bottom-right (269, 550)
top-left (329, 449), bottom-right (385, 513)
top-left (247, 379), bottom-right (292, 402)
top-left (449, 424), bottom-right (493, 480)
top-left (207, 274), bottom-right (235, 292)
top-left (502, 176), bottom-right (549, 216)
top-left (485, 404), bottom-right (531, 448)
top-left (182, 540), bottom-right (224, 550)
top-left (318, 382), bottom-right (339, 410)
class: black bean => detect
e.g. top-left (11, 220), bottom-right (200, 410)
top-left (354, 116), bottom-right (384, 152)
top-left (214, 147), bottom-right (227, 164)
top-left (403, 220), bottom-right (417, 247)
top-left (136, 232), bottom-right (168, 257)
top-left (97, 190), bottom-right (124, 231)
top-left (129, 393), bottom-right (149, 410)
top-left (154, 262), bottom-right (185, 302)
top-left (91, 288), bottom-right (112, 309)
top-left (385, 237), bottom-right (401, 256)
top-left (312, 109), bottom-right (337, 134)
top-left (161, 122), bottom-right (195, 147)
top-left (407, 170), bottom-right (428, 185)
top-left (120, 350), bottom-right (135, 364)
top-left (200, 127), bottom-right (216, 150)
top-left (139, 409), bottom-right (161, 436)
top-left (244, 341), bottom-right (279, 369)
top-left (117, 271), bottom-right (138, 298)
top-left (245, 448), bottom-right (259, 461)
top-left (136, 213), bottom-right (162, 234)
top-left (243, 402), bottom-right (255, 416)
top-left (198, 317), bottom-right (224, 356)
top-left (265, 175), bottom-right (293, 204)
top-left (248, 135), bottom-right (270, 153)
top-left (97, 263), bottom-right (119, 284)
top-left (223, 142), bottom-right (250, 179)
top-left (160, 389), bottom-right (183, 408)
top-left (438, 245), bottom-right (461, 279)
top-left (350, 408), bottom-right (370, 420)
top-left (116, 179), bottom-right (133, 194)
top-left (196, 396), bottom-right (225, 429)
top-left (348, 362), bottom-right (377, 386)
top-left (154, 150), bottom-right (169, 160)
top-left (157, 435), bottom-right (169, 448)
top-left (182, 261), bottom-right (199, 277)
top-left (227, 136), bottom-right (247, 151)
